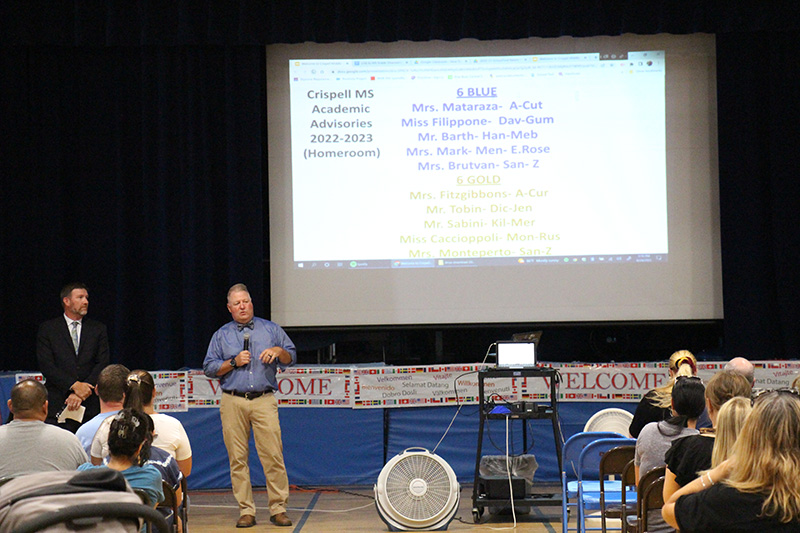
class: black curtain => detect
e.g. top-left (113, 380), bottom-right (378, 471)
top-left (717, 30), bottom-right (800, 360)
top-left (1, 45), bottom-right (266, 370)
top-left (2, 2), bottom-right (800, 372)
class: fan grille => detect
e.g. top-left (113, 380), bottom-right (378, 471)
top-left (384, 454), bottom-right (453, 520)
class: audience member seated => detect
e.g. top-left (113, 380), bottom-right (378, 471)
top-left (663, 370), bottom-right (752, 499)
top-left (76, 363), bottom-right (129, 454)
top-left (629, 350), bottom-right (708, 437)
top-left (663, 390), bottom-right (800, 532)
top-left (98, 409), bottom-right (183, 530)
top-left (635, 375), bottom-right (705, 532)
top-left (724, 357), bottom-right (756, 387)
top-left (0, 379), bottom-right (87, 477)
top-left (79, 408), bottom-right (164, 507)
top-left (91, 370), bottom-right (192, 477)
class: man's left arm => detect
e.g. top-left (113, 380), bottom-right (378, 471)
top-left (258, 326), bottom-right (296, 367)
top-left (85, 322), bottom-right (110, 386)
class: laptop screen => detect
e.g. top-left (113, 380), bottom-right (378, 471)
top-left (496, 341), bottom-right (537, 368)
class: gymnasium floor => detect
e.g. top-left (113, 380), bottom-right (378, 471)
top-left (188, 486), bottom-right (567, 532)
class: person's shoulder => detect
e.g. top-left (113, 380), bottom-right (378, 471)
top-left (37, 316), bottom-right (64, 332)
top-left (81, 317), bottom-right (107, 330)
top-left (140, 463), bottom-right (163, 479)
top-left (212, 320), bottom-right (237, 335)
top-left (152, 412), bottom-right (181, 424)
top-left (638, 420), bottom-right (659, 438)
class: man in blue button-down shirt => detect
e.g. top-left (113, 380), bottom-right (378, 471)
top-left (203, 283), bottom-right (296, 528)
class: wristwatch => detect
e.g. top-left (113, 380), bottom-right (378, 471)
top-left (229, 356), bottom-right (238, 368)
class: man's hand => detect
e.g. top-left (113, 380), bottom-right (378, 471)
top-left (237, 350), bottom-right (252, 366)
top-left (259, 347), bottom-right (287, 364)
top-left (71, 381), bottom-right (93, 400)
top-left (65, 392), bottom-right (83, 410)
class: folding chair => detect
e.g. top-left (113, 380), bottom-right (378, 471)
top-left (599, 445), bottom-right (636, 533)
top-left (158, 481), bottom-right (179, 533)
top-left (619, 459), bottom-right (637, 533)
top-left (561, 431), bottom-right (624, 533)
top-left (629, 466), bottom-right (665, 533)
top-left (639, 475), bottom-right (665, 533)
top-left (179, 477), bottom-right (188, 533)
top-left (577, 437), bottom-right (636, 533)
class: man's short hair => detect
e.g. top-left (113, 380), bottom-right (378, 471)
top-left (10, 379), bottom-right (48, 414)
top-left (227, 283), bottom-right (249, 301)
top-left (60, 282), bottom-right (88, 300)
top-left (96, 364), bottom-right (131, 403)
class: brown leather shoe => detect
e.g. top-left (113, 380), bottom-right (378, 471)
top-left (270, 512), bottom-right (292, 527)
top-left (236, 515), bottom-right (256, 528)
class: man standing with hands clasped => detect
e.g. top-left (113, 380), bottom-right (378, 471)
top-left (36, 282), bottom-right (110, 432)
top-left (203, 283), bottom-right (296, 528)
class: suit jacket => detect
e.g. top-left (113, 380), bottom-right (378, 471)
top-left (36, 316), bottom-right (110, 423)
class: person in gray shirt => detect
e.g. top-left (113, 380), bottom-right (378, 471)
top-left (0, 379), bottom-right (88, 477)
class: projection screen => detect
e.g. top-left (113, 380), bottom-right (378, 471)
top-left (267, 34), bottom-right (721, 327)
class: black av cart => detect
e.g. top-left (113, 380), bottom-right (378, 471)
top-left (471, 366), bottom-right (563, 522)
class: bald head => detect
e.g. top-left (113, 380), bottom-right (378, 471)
top-left (724, 357), bottom-right (755, 386)
top-left (9, 379), bottom-right (48, 420)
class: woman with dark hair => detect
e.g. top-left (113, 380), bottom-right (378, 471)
top-left (662, 370), bottom-right (752, 501)
top-left (663, 391), bottom-right (800, 531)
top-left (91, 370), bottom-right (192, 477)
top-left (79, 409), bottom-right (164, 507)
top-left (634, 376), bottom-right (706, 532)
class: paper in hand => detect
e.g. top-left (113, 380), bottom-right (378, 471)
top-left (58, 405), bottom-right (86, 424)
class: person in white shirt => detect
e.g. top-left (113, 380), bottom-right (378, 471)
top-left (91, 369), bottom-right (191, 477)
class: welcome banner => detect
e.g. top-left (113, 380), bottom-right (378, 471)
top-left (19, 361), bottom-right (800, 411)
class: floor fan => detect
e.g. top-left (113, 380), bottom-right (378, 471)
top-left (374, 448), bottom-right (460, 531)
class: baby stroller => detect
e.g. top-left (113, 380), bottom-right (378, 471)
top-left (0, 469), bottom-right (168, 532)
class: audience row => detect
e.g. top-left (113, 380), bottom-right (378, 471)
top-left (0, 366), bottom-right (192, 531)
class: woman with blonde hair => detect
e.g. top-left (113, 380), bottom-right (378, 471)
top-left (709, 396), bottom-right (752, 467)
top-left (629, 350), bottom-right (699, 437)
top-left (663, 390), bottom-right (800, 531)
top-left (663, 370), bottom-right (752, 500)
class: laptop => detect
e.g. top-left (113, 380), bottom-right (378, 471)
top-left (495, 340), bottom-right (538, 369)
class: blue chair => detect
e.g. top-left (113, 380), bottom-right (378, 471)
top-left (561, 432), bottom-right (624, 533)
top-left (577, 437), bottom-right (637, 533)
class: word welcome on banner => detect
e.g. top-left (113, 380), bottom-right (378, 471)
top-left (17, 361), bottom-right (800, 411)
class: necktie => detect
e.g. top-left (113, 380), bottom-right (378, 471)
top-left (71, 321), bottom-right (80, 354)
top-left (237, 321), bottom-right (254, 331)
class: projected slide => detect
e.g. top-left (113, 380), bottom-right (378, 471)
top-left (289, 51), bottom-right (667, 269)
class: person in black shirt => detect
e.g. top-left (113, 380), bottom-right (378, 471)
top-left (663, 390), bottom-right (800, 532)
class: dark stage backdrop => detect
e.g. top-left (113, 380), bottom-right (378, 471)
top-left (1, 2), bottom-right (800, 372)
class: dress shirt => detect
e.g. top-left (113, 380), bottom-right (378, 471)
top-left (203, 317), bottom-right (296, 393)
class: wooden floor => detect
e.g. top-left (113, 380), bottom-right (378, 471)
top-left (188, 486), bottom-right (568, 532)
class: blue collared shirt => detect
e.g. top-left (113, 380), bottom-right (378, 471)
top-left (202, 317), bottom-right (296, 393)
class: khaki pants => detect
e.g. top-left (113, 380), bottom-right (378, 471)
top-left (219, 392), bottom-right (289, 517)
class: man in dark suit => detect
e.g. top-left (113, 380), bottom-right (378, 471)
top-left (36, 282), bottom-right (110, 432)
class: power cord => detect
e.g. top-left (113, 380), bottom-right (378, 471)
top-left (431, 342), bottom-right (496, 455)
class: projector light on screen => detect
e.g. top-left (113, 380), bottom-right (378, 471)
top-left (267, 35), bottom-right (721, 327)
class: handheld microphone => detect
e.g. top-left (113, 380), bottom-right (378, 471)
top-left (243, 333), bottom-right (250, 352)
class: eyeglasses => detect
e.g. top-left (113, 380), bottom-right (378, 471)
top-left (675, 375), bottom-right (703, 384)
top-left (751, 387), bottom-right (800, 405)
